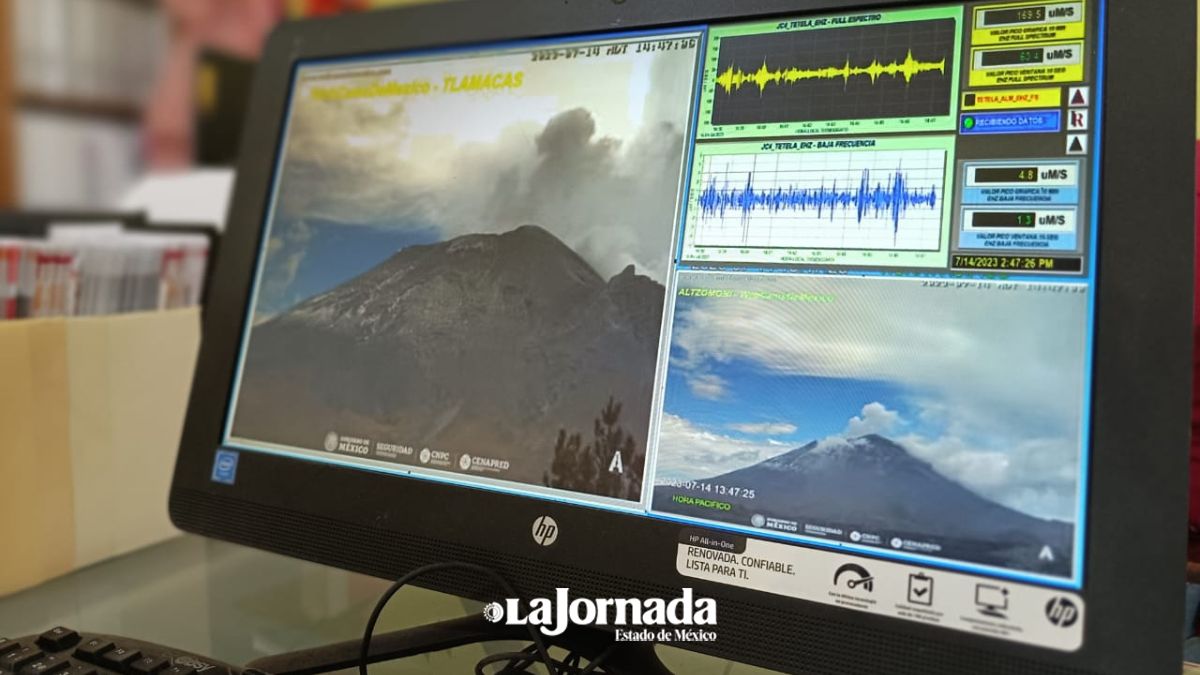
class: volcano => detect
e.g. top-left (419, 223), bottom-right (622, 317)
top-left (653, 434), bottom-right (1073, 575)
top-left (231, 225), bottom-right (664, 489)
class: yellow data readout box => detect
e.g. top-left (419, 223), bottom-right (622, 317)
top-left (962, 86), bottom-right (1062, 110)
top-left (969, 41), bottom-right (1085, 87)
top-left (972, 1), bottom-right (1087, 46)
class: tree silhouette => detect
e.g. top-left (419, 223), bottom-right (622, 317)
top-left (543, 396), bottom-right (644, 500)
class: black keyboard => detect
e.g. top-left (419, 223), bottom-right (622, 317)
top-left (0, 629), bottom-right (245, 675)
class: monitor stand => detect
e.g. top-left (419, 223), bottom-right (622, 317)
top-left (244, 612), bottom-right (672, 675)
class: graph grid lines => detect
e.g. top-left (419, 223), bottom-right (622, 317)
top-left (711, 19), bottom-right (958, 126)
top-left (690, 149), bottom-right (948, 252)
top-left (715, 49), bottom-right (947, 95)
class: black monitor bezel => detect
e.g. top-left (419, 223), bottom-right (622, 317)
top-left (170, 1), bottom-right (1195, 672)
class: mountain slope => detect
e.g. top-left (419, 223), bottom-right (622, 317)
top-left (654, 434), bottom-right (1073, 575)
top-left (231, 225), bottom-right (664, 492)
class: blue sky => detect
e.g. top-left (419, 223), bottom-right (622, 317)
top-left (663, 351), bottom-right (909, 451)
top-left (254, 217), bottom-right (440, 319)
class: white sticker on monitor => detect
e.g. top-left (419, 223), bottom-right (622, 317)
top-left (676, 533), bottom-right (1083, 652)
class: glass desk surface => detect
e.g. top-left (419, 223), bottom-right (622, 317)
top-left (0, 536), bottom-right (779, 674)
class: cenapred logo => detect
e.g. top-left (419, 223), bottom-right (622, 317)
top-left (483, 588), bottom-right (717, 641)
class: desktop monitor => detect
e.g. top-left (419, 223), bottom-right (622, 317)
top-left (170, 0), bottom-right (1195, 672)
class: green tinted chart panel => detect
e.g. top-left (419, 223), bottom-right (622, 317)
top-left (680, 135), bottom-right (957, 268)
top-left (697, 6), bottom-right (964, 139)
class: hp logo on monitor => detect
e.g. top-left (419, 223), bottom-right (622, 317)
top-left (532, 516), bottom-right (559, 546)
top-left (1045, 597), bottom-right (1079, 628)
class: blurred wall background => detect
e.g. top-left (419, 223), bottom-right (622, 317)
top-left (0, 0), bottom-right (437, 213)
top-left (0, 0), bottom-right (1194, 211)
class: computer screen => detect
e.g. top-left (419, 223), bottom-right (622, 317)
top-left (223, 0), bottom-right (1098, 639)
top-left (177, 0), bottom-right (1196, 667)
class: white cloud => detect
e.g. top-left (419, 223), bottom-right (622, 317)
top-left (687, 373), bottom-right (728, 401)
top-left (653, 414), bottom-right (786, 482)
top-left (272, 46), bottom-right (699, 284)
top-left (844, 402), bottom-right (900, 437)
top-left (257, 219), bottom-right (315, 316)
top-left (728, 422), bottom-right (798, 436)
top-left (809, 402), bottom-right (1080, 521)
top-left (897, 430), bottom-right (1078, 522)
top-left (671, 275), bottom-right (1086, 441)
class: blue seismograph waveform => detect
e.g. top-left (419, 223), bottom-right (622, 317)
top-left (698, 168), bottom-right (940, 240)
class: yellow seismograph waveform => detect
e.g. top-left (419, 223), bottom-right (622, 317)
top-left (716, 49), bottom-right (947, 95)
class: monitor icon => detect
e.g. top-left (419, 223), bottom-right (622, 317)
top-left (975, 584), bottom-right (1009, 619)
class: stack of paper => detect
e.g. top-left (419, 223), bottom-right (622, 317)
top-left (0, 225), bottom-right (209, 320)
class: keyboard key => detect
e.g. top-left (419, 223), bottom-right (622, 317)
top-left (159, 667), bottom-right (194, 675)
top-left (0, 649), bottom-right (43, 672)
top-left (99, 648), bottom-right (140, 672)
top-left (62, 663), bottom-right (96, 675)
top-left (36, 630), bottom-right (80, 653)
top-left (129, 657), bottom-right (168, 675)
top-left (22, 655), bottom-right (69, 675)
top-left (71, 640), bottom-right (112, 664)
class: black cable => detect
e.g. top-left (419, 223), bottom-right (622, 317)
top-left (475, 650), bottom-right (567, 675)
top-left (578, 643), bottom-right (618, 675)
top-left (474, 643), bottom-right (618, 675)
top-left (493, 645), bottom-right (541, 675)
top-left (476, 644), bottom-right (542, 675)
top-left (359, 561), bottom-right (559, 675)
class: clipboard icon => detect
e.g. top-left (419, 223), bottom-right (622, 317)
top-left (908, 573), bottom-right (934, 606)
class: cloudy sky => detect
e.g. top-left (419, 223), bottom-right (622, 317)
top-left (253, 35), bottom-right (700, 318)
top-left (652, 272), bottom-right (1090, 522)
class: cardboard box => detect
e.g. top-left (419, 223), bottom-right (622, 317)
top-left (0, 308), bottom-right (200, 596)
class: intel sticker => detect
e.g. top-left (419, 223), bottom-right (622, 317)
top-left (211, 449), bottom-right (239, 485)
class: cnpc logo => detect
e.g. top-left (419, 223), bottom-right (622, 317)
top-left (483, 588), bottom-right (717, 638)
